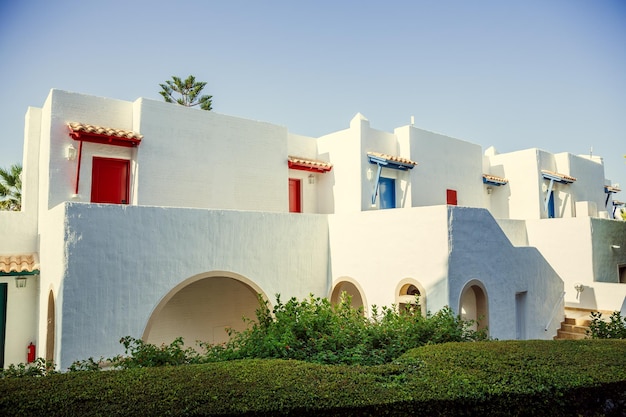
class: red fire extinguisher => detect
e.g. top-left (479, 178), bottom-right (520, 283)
top-left (27, 342), bottom-right (36, 363)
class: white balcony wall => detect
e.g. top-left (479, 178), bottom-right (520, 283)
top-left (403, 126), bottom-right (483, 208)
top-left (134, 99), bottom-right (288, 211)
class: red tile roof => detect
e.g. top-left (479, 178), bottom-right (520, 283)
top-left (68, 122), bottom-right (143, 147)
top-left (483, 174), bottom-right (508, 184)
top-left (367, 151), bottom-right (417, 166)
top-left (0, 254), bottom-right (40, 275)
top-left (68, 122), bottom-right (143, 140)
top-left (288, 156), bottom-right (333, 172)
top-left (541, 170), bottom-right (576, 183)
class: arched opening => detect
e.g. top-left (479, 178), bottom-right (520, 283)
top-left (330, 279), bottom-right (365, 312)
top-left (396, 280), bottom-right (426, 315)
top-left (45, 290), bottom-right (55, 362)
top-left (459, 280), bottom-right (489, 334)
top-left (144, 274), bottom-right (265, 348)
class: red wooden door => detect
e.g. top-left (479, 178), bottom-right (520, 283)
top-left (289, 178), bottom-right (301, 213)
top-left (91, 157), bottom-right (130, 204)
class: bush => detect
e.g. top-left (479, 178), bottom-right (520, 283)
top-left (203, 293), bottom-right (488, 365)
top-left (587, 311), bottom-right (626, 339)
top-left (0, 358), bottom-right (56, 378)
top-left (1, 340), bottom-right (625, 416)
top-left (13, 292), bottom-right (488, 375)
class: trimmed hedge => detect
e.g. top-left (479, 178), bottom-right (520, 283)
top-left (1, 340), bottom-right (625, 416)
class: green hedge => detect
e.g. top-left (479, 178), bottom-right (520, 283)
top-left (2, 340), bottom-right (625, 416)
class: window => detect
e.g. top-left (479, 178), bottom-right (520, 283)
top-left (447, 189), bottom-right (457, 206)
top-left (619, 265), bottom-right (626, 284)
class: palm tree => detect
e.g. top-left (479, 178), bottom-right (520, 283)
top-left (0, 163), bottom-right (22, 211)
top-left (159, 75), bottom-right (213, 110)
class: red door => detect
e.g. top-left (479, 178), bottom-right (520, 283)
top-left (91, 157), bottom-right (130, 204)
top-left (289, 178), bottom-right (301, 213)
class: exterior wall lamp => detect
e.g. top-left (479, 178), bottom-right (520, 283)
top-left (15, 276), bottom-right (27, 288)
top-left (308, 174), bottom-right (315, 184)
top-left (66, 144), bottom-right (77, 160)
top-left (574, 282), bottom-right (584, 300)
top-left (611, 245), bottom-right (621, 249)
top-left (486, 186), bottom-right (493, 194)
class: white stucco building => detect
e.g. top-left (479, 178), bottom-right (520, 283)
top-left (1, 89), bottom-right (624, 369)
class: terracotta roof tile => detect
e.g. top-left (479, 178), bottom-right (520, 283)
top-left (0, 253), bottom-right (40, 275)
top-left (605, 185), bottom-right (621, 193)
top-left (541, 169), bottom-right (576, 182)
top-left (483, 174), bottom-right (508, 184)
top-left (367, 151), bottom-right (417, 166)
top-left (68, 122), bottom-right (143, 140)
top-left (288, 156), bottom-right (333, 172)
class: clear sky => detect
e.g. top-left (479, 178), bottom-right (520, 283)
top-left (1, 1), bottom-right (625, 189)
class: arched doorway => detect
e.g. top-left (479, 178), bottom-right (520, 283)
top-left (330, 279), bottom-right (365, 312)
top-left (459, 280), bottom-right (489, 333)
top-left (46, 290), bottom-right (55, 362)
top-left (396, 280), bottom-right (426, 315)
top-left (143, 273), bottom-right (266, 348)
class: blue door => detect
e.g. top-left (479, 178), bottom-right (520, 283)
top-left (379, 177), bottom-right (396, 209)
top-left (547, 191), bottom-right (555, 218)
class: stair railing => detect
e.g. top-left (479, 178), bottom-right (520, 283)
top-left (544, 291), bottom-right (566, 332)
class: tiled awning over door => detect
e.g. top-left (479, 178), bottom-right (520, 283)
top-left (0, 253), bottom-right (40, 276)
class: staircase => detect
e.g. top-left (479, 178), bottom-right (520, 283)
top-left (554, 316), bottom-right (591, 340)
top-left (553, 308), bottom-right (613, 340)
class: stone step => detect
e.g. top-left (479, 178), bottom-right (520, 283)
top-left (555, 329), bottom-right (587, 340)
top-left (564, 317), bottom-right (592, 327)
top-left (560, 323), bottom-right (589, 335)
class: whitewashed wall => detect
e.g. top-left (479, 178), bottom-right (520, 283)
top-left (317, 117), bottom-right (362, 214)
top-left (35, 90), bottom-right (290, 213)
top-left (286, 132), bottom-right (323, 213)
top-left (0, 106), bottom-right (42, 366)
top-left (135, 99), bottom-right (288, 212)
top-left (565, 153), bottom-right (608, 217)
top-left (447, 207), bottom-right (564, 340)
top-left (329, 205), bottom-right (564, 340)
top-left (328, 206), bottom-right (451, 312)
top-left (485, 149), bottom-right (543, 220)
top-left (486, 148), bottom-right (613, 221)
top-left (36, 203), bottom-right (68, 367)
top-left (1, 276), bottom-right (38, 366)
top-left (0, 107), bottom-right (42, 253)
top-left (55, 203), bottom-right (329, 368)
top-left (41, 90), bottom-right (135, 210)
top-left (525, 217), bottom-right (626, 311)
top-left (360, 118), bottom-right (405, 210)
top-left (400, 126), bottom-right (484, 208)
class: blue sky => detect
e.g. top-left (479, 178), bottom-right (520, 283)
top-left (1, 0), bottom-right (625, 188)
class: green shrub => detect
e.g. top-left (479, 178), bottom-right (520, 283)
top-left (201, 293), bottom-right (488, 365)
top-left (13, 292), bottom-right (488, 375)
top-left (67, 336), bottom-right (204, 371)
top-left (1, 340), bottom-right (625, 417)
top-left (587, 311), bottom-right (626, 339)
top-left (0, 358), bottom-right (56, 378)
top-left (110, 336), bottom-right (202, 369)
